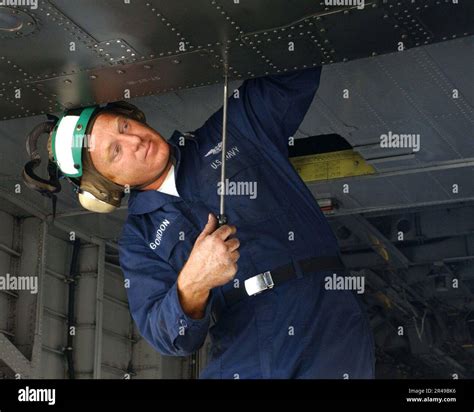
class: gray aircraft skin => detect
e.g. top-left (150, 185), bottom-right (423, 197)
top-left (0, 0), bottom-right (473, 384)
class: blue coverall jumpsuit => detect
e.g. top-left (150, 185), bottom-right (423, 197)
top-left (118, 67), bottom-right (375, 379)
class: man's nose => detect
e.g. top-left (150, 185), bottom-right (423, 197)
top-left (118, 134), bottom-right (143, 151)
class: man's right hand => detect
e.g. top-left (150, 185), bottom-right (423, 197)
top-left (176, 213), bottom-right (240, 318)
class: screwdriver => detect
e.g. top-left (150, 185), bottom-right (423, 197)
top-left (217, 67), bottom-right (229, 227)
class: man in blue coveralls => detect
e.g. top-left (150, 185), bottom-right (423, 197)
top-left (88, 67), bottom-right (375, 378)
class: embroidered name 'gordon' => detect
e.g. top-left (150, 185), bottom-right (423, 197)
top-left (149, 219), bottom-right (171, 250)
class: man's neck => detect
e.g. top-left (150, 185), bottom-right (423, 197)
top-left (140, 158), bottom-right (173, 191)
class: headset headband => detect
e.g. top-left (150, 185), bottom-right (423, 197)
top-left (51, 106), bottom-right (99, 178)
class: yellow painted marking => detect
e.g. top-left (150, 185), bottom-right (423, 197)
top-left (290, 149), bottom-right (375, 182)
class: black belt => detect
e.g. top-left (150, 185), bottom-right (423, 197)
top-left (223, 255), bottom-right (346, 306)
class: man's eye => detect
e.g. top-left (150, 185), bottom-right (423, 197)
top-left (123, 121), bottom-right (129, 132)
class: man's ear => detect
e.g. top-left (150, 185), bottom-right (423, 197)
top-left (105, 101), bottom-right (146, 124)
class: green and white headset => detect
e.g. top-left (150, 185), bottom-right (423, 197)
top-left (22, 101), bottom-right (164, 215)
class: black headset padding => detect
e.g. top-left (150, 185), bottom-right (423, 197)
top-left (22, 121), bottom-right (61, 194)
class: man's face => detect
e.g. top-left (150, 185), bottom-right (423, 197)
top-left (88, 112), bottom-right (171, 187)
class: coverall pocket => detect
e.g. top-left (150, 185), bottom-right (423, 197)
top-left (223, 162), bottom-right (292, 224)
top-left (199, 145), bottom-right (291, 224)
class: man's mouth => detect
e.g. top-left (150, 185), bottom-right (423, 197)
top-left (145, 141), bottom-right (154, 159)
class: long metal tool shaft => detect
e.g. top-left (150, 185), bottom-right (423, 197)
top-left (218, 72), bottom-right (229, 226)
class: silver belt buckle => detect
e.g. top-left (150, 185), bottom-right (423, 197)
top-left (244, 271), bottom-right (274, 296)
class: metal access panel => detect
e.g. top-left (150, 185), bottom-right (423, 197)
top-left (0, 0), bottom-right (473, 119)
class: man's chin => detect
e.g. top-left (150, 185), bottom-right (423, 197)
top-left (136, 157), bottom-right (172, 191)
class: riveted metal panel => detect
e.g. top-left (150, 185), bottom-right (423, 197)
top-left (45, 234), bottom-right (70, 275)
top-left (254, 37), bottom-right (325, 70)
top-left (39, 350), bottom-right (65, 378)
top-left (77, 244), bottom-right (99, 273)
top-left (0, 56), bottom-right (30, 86)
top-left (101, 333), bottom-right (131, 376)
top-left (308, 165), bottom-right (474, 214)
top-left (43, 271), bottom-right (67, 316)
top-left (414, 0), bottom-right (474, 40)
top-left (51, 0), bottom-right (185, 57)
top-left (0, 296), bottom-right (10, 332)
top-left (75, 274), bottom-right (97, 324)
top-left (0, 212), bottom-right (14, 278)
top-left (102, 300), bottom-right (131, 337)
top-left (216, 0), bottom-right (324, 35)
top-left (41, 314), bottom-right (66, 353)
top-left (143, 0), bottom-right (240, 48)
top-left (0, 4), bottom-right (109, 79)
top-left (104, 269), bottom-right (127, 302)
top-left (100, 369), bottom-right (123, 379)
top-left (430, 167), bottom-right (474, 198)
top-left (31, 50), bottom-right (223, 109)
top-left (0, 85), bottom-right (63, 120)
top-left (0, 0), bottom-right (472, 119)
top-left (73, 326), bottom-right (95, 378)
top-left (0, 211), bottom-right (14, 245)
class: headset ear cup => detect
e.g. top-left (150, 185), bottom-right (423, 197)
top-left (78, 190), bottom-right (118, 213)
top-left (79, 151), bottom-right (124, 213)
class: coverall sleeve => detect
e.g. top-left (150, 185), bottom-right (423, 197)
top-left (226, 66), bottom-right (322, 157)
top-left (118, 234), bottom-right (212, 356)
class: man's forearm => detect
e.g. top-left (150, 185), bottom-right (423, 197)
top-left (177, 269), bottom-right (210, 319)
